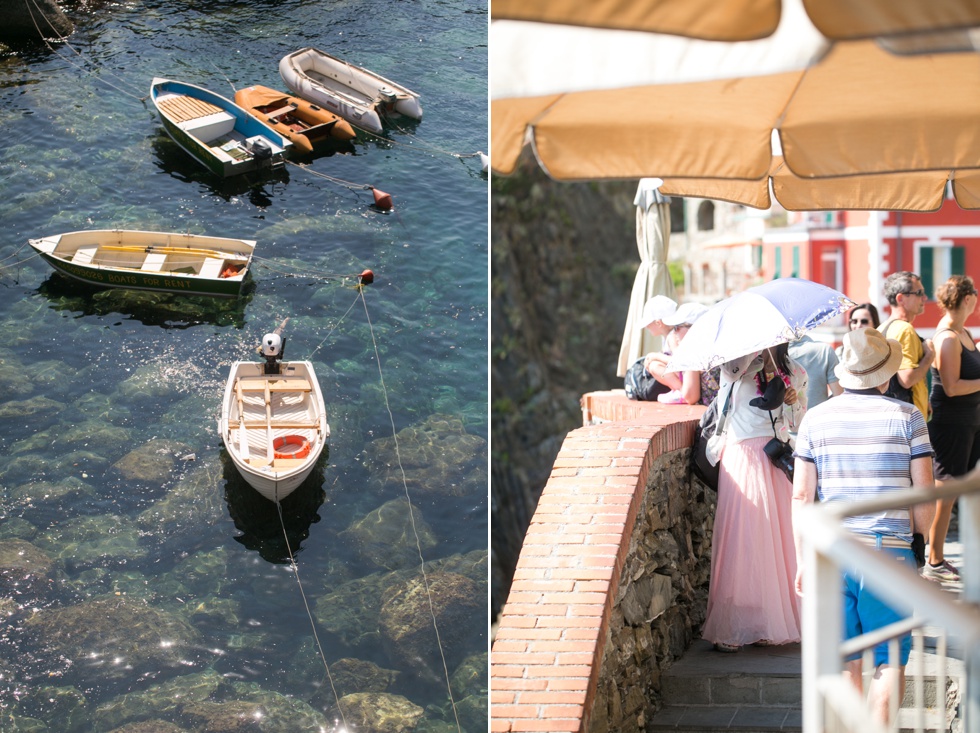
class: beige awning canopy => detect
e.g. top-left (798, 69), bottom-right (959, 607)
top-left (490, 1), bottom-right (980, 211)
top-left (491, 0), bottom-right (980, 43)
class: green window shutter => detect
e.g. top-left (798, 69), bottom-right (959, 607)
top-left (920, 246), bottom-right (934, 298)
top-left (952, 246), bottom-right (965, 275)
top-left (753, 245), bottom-right (762, 269)
top-left (792, 246), bottom-right (800, 278)
top-left (774, 247), bottom-right (782, 278)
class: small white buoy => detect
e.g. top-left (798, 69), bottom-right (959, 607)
top-left (478, 151), bottom-right (489, 173)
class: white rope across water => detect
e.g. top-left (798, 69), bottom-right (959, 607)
top-left (271, 285), bottom-right (461, 733)
top-left (274, 501), bottom-right (350, 733)
top-left (356, 286), bottom-right (464, 733)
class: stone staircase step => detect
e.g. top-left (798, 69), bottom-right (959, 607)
top-left (648, 703), bottom-right (801, 733)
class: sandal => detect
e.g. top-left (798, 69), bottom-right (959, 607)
top-left (713, 642), bottom-right (741, 653)
top-left (753, 639), bottom-right (775, 647)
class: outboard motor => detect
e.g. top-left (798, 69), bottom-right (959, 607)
top-left (261, 332), bottom-right (285, 375)
top-left (246, 137), bottom-right (273, 162)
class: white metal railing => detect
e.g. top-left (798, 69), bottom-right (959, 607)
top-left (799, 470), bottom-right (980, 733)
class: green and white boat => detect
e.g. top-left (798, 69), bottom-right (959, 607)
top-left (29, 229), bottom-right (256, 298)
top-left (150, 77), bottom-right (291, 178)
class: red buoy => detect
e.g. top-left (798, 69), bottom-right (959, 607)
top-left (359, 269), bottom-right (374, 286)
top-left (372, 188), bottom-right (393, 210)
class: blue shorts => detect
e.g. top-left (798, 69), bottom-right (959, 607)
top-left (842, 547), bottom-right (915, 667)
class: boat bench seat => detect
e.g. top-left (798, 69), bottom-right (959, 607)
top-left (199, 258), bottom-right (225, 279)
top-left (238, 378), bottom-right (312, 392)
top-left (265, 104), bottom-right (297, 121)
top-left (73, 246), bottom-right (99, 265)
top-left (242, 421), bottom-right (319, 430)
top-left (272, 458), bottom-right (307, 469)
top-left (141, 252), bottom-right (168, 272)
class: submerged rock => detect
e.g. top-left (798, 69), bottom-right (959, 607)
top-left (112, 439), bottom-right (191, 485)
top-left (117, 363), bottom-right (180, 402)
top-left (289, 643), bottom-right (403, 710)
top-left (0, 539), bottom-right (54, 601)
top-left (450, 652), bottom-right (488, 701)
top-left (93, 669), bottom-right (331, 732)
top-left (332, 692), bottom-right (423, 733)
top-left (0, 539), bottom-right (53, 575)
top-left (25, 595), bottom-right (204, 685)
top-left (136, 459), bottom-right (226, 552)
top-left (340, 497), bottom-right (438, 571)
top-left (106, 722), bottom-right (188, 733)
top-left (314, 551), bottom-right (488, 657)
top-left (94, 669), bottom-right (223, 730)
top-left (33, 514), bottom-right (147, 568)
top-left (0, 358), bottom-right (35, 397)
top-left (180, 700), bottom-right (263, 732)
top-left (362, 414), bottom-right (486, 497)
top-left (16, 685), bottom-right (88, 733)
top-left (379, 572), bottom-right (483, 680)
top-left (60, 419), bottom-right (132, 455)
top-left (0, 396), bottom-right (64, 420)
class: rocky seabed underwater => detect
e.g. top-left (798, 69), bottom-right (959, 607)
top-left (0, 315), bottom-right (488, 733)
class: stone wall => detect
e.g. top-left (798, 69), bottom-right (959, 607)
top-left (490, 398), bottom-right (711, 733)
top-left (588, 446), bottom-right (714, 733)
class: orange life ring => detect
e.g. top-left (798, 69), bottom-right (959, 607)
top-left (273, 435), bottom-right (311, 460)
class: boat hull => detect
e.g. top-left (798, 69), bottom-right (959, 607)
top-left (218, 360), bottom-right (329, 503)
top-left (279, 47), bottom-right (422, 135)
top-left (29, 229), bottom-right (255, 298)
top-left (151, 77), bottom-right (291, 178)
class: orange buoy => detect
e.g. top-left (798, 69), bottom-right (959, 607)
top-left (372, 188), bottom-right (393, 210)
top-left (273, 435), bottom-right (311, 460)
top-left (359, 269), bottom-right (374, 286)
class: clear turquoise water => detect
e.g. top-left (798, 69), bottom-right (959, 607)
top-left (0, 1), bottom-right (487, 730)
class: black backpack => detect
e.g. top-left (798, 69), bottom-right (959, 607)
top-left (624, 357), bottom-right (670, 401)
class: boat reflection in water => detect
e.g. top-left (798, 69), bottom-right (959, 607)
top-left (35, 273), bottom-right (253, 329)
top-left (222, 448), bottom-right (327, 564)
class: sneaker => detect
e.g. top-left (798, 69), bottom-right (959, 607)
top-left (922, 560), bottom-right (960, 582)
top-left (713, 642), bottom-right (741, 653)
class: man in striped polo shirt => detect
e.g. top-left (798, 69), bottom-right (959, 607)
top-left (792, 327), bottom-right (936, 725)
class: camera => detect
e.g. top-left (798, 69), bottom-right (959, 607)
top-left (763, 437), bottom-right (795, 482)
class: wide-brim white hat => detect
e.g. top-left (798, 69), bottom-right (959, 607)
top-left (663, 301), bottom-right (709, 327)
top-left (834, 327), bottom-right (903, 390)
top-left (639, 295), bottom-right (677, 329)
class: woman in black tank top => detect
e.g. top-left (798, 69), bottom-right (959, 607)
top-left (926, 275), bottom-right (980, 582)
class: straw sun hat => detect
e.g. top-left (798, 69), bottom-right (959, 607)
top-left (834, 327), bottom-right (903, 390)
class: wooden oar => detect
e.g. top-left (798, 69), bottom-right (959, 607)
top-left (99, 245), bottom-right (249, 260)
top-left (235, 381), bottom-right (250, 461)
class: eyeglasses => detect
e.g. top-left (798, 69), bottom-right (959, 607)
top-left (903, 289), bottom-right (926, 297)
top-left (849, 318), bottom-right (871, 326)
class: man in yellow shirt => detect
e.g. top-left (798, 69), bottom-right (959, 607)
top-left (879, 271), bottom-right (935, 420)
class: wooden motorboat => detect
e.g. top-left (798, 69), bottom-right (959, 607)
top-left (234, 84), bottom-right (356, 154)
top-left (28, 229), bottom-right (255, 298)
top-left (150, 77), bottom-right (291, 177)
top-left (219, 326), bottom-right (329, 502)
top-left (279, 47), bottom-right (422, 135)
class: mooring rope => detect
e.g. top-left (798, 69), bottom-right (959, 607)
top-left (305, 291), bottom-right (362, 361)
top-left (283, 160), bottom-right (381, 199)
top-left (274, 501), bottom-right (350, 732)
top-left (355, 285), bottom-right (463, 733)
top-left (22, 0), bottom-right (146, 101)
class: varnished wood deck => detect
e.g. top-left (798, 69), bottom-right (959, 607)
top-left (157, 94), bottom-right (224, 123)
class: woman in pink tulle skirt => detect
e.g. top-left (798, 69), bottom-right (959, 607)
top-left (701, 344), bottom-right (807, 652)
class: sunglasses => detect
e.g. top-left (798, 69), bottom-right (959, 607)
top-left (903, 289), bottom-right (926, 297)
top-left (849, 318), bottom-right (871, 326)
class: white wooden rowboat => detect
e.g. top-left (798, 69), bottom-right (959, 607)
top-left (29, 229), bottom-right (255, 298)
top-left (219, 357), bottom-right (329, 502)
top-left (279, 47), bottom-right (422, 135)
